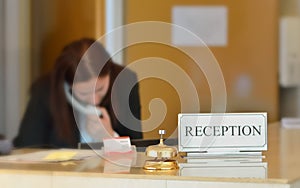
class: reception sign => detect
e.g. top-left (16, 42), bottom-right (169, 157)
top-left (178, 113), bottom-right (267, 152)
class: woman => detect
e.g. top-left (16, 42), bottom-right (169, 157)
top-left (14, 38), bottom-right (142, 148)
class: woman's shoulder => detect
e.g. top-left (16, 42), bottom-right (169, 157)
top-left (30, 74), bottom-right (52, 96)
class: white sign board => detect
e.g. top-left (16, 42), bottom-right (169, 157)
top-left (178, 113), bottom-right (267, 152)
top-left (172, 6), bottom-right (228, 46)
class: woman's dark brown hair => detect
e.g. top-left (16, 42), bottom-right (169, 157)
top-left (50, 38), bottom-right (113, 145)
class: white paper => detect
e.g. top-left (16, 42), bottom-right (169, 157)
top-left (103, 136), bottom-right (132, 154)
top-left (172, 6), bottom-right (228, 46)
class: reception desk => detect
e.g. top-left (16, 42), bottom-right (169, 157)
top-left (0, 122), bottom-right (300, 188)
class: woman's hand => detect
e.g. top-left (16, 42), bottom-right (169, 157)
top-left (85, 107), bottom-right (114, 141)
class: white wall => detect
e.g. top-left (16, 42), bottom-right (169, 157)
top-left (279, 0), bottom-right (300, 118)
top-left (1, 0), bottom-right (30, 140)
top-left (4, 0), bottom-right (21, 140)
top-left (0, 0), bottom-right (5, 135)
top-left (105, 0), bottom-right (124, 65)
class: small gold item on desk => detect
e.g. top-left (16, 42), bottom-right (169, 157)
top-left (143, 130), bottom-right (179, 170)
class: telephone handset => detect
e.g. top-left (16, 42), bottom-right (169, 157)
top-left (64, 82), bottom-right (102, 117)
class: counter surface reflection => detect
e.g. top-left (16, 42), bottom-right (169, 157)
top-left (0, 122), bottom-right (299, 188)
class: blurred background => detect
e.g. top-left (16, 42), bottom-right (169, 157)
top-left (0, 0), bottom-right (299, 140)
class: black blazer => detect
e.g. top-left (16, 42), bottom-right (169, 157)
top-left (13, 63), bottom-right (142, 148)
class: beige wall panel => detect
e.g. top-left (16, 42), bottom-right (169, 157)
top-left (31, 0), bottom-right (105, 77)
top-left (125, 0), bottom-right (279, 138)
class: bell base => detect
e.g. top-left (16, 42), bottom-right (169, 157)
top-left (143, 159), bottom-right (179, 170)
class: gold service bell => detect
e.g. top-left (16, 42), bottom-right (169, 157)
top-left (143, 130), bottom-right (179, 170)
